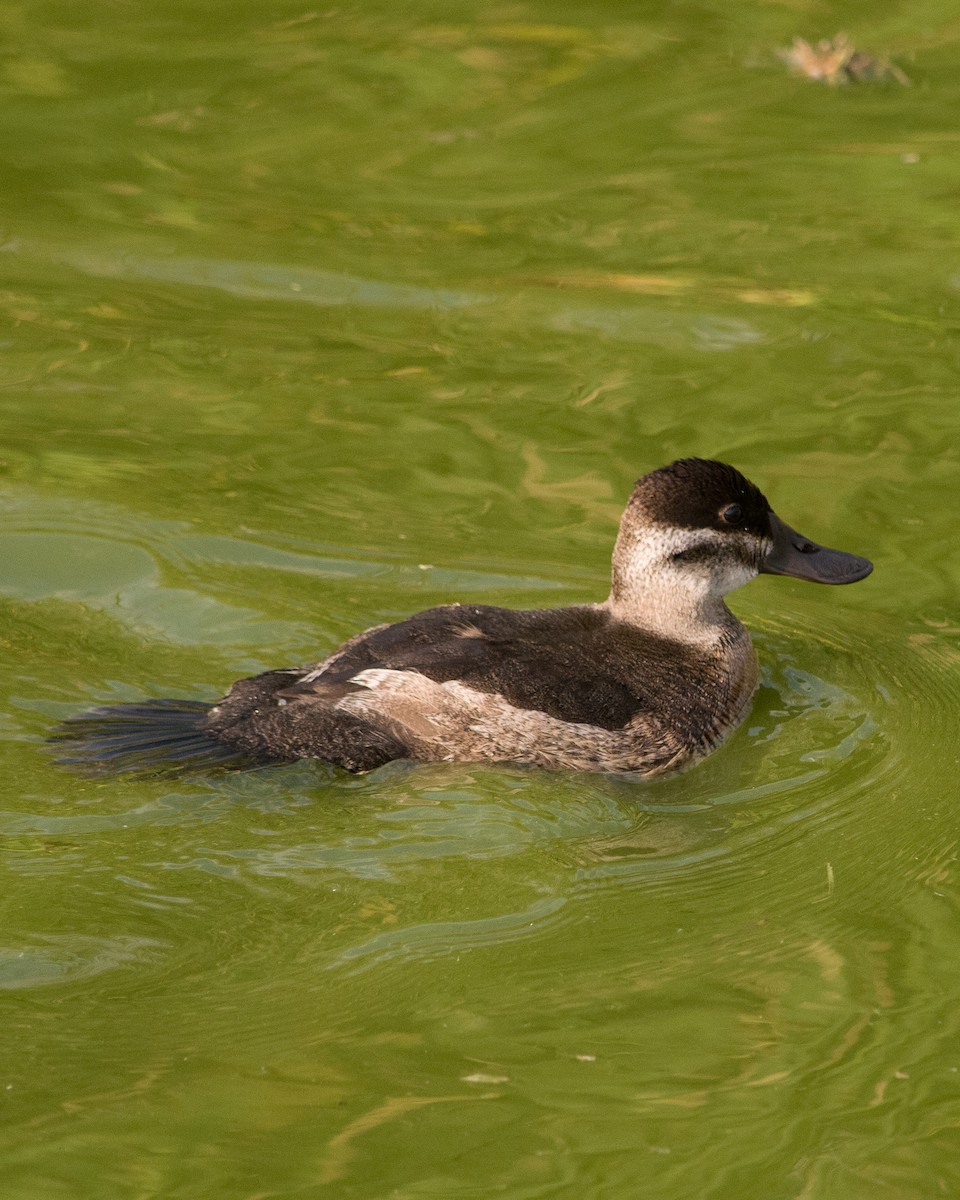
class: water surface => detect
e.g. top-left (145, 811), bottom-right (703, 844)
top-left (2, 3), bottom-right (959, 1197)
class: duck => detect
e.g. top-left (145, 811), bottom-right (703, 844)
top-left (51, 459), bottom-right (872, 778)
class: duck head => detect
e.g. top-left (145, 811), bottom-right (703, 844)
top-left (609, 458), bottom-right (872, 637)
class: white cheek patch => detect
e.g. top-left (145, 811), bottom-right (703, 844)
top-left (627, 526), bottom-right (754, 579)
top-left (614, 523), bottom-right (762, 625)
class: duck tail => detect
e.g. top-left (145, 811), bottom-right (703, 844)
top-left (49, 699), bottom-right (252, 775)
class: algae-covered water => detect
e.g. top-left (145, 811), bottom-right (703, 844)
top-left (2, 2), bottom-right (960, 1197)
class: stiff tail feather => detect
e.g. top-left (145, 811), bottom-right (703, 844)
top-left (49, 699), bottom-right (256, 775)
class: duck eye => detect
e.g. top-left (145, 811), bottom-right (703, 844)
top-left (720, 503), bottom-right (744, 527)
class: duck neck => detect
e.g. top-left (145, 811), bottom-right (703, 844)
top-left (605, 564), bottom-right (747, 649)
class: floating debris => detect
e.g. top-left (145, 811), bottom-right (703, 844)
top-left (779, 35), bottom-right (910, 86)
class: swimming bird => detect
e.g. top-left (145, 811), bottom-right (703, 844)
top-left (50, 459), bottom-right (872, 777)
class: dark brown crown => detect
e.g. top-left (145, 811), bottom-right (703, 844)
top-left (629, 458), bottom-right (772, 537)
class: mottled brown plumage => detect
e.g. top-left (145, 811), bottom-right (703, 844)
top-left (50, 459), bottom-right (872, 777)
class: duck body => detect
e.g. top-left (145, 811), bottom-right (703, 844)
top-left (52, 459), bottom-right (872, 778)
top-left (198, 601), bottom-right (758, 775)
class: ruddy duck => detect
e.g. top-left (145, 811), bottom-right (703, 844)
top-left (51, 459), bottom-right (872, 777)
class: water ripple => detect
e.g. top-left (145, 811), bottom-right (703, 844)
top-left (0, 935), bottom-right (165, 990)
top-left (325, 895), bottom-right (568, 975)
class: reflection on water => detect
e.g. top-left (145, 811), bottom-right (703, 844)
top-left (0, 935), bottom-right (164, 990)
top-left (63, 248), bottom-right (489, 311)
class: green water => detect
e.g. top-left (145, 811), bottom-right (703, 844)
top-left (2, 2), bottom-right (959, 1196)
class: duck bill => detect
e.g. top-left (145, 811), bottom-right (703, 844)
top-left (760, 513), bottom-right (873, 585)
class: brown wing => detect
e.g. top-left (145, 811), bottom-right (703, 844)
top-left (277, 603), bottom-right (703, 733)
